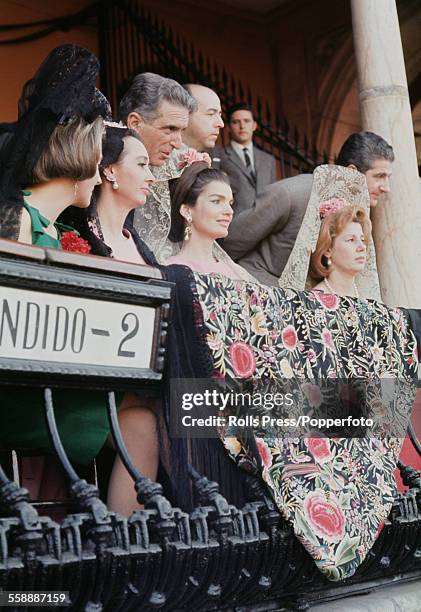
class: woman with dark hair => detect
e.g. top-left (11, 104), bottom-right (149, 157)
top-left (165, 161), bottom-right (249, 279)
top-left (60, 125), bottom-right (160, 516)
top-left (61, 125), bottom-right (155, 264)
top-left (159, 164), bottom-right (420, 582)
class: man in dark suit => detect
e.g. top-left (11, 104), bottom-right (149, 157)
top-left (216, 103), bottom-right (277, 215)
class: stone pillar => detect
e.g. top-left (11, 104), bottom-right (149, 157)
top-left (351, 0), bottom-right (421, 307)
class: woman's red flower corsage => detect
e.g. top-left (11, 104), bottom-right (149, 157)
top-left (61, 231), bottom-right (91, 254)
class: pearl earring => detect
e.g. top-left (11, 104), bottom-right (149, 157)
top-left (105, 173), bottom-right (118, 190)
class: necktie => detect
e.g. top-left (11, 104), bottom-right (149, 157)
top-left (243, 147), bottom-right (256, 181)
top-left (243, 147), bottom-right (252, 168)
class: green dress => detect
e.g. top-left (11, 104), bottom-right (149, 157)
top-left (0, 196), bottom-right (113, 465)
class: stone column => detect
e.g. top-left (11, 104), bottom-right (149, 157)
top-left (351, 0), bottom-right (421, 307)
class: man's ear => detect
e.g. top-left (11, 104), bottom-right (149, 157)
top-left (252, 120), bottom-right (257, 133)
top-left (347, 163), bottom-right (358, 172)
top-left (127, 111), bottom-right (144, 132)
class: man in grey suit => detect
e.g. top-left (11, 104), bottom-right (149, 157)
top-left (216, 103), bottom-right (277, 216)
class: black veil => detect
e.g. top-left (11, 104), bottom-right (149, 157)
top-left (0, 44), bottom-right (111, 240)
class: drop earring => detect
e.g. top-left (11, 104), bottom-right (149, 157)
top-left (184, 213), bottom-right (192, 241)
top-left (105, 173), bottom-right (119, 190)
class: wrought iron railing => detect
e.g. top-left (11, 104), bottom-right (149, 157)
top-left (98, 0), bottom-right (325, 176)
top-left (0, 0), bottom-right (325, 175)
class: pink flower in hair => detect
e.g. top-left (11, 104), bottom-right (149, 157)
top-left (178, 148), bottom-right (212, 169)
top-left (319, 197), bottom-right (350, 219)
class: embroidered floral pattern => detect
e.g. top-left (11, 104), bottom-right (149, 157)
top-left (193, 271), bottom-right (417, 581)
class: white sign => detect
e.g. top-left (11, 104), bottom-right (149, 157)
top-left (0, 286), bottom-right (156, 369)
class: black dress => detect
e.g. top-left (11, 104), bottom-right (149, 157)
top-left (58, 206), bottom-right (158, 265)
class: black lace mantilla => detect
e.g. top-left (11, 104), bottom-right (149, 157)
top-left (0, 45), bottom-right (111, 239)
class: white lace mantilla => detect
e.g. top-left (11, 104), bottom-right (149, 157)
top-left (278, 164), bottom-right (381, 300)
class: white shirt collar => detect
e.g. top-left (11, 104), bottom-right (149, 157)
top-left (230, 140), bottom-right (255, 169)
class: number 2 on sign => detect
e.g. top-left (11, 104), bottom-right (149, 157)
top-left (118, 313), bottom-right (140, 358)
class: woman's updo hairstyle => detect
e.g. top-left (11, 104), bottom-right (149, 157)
top-left (309, 205), bottom-right (371, 281)
top-left (31, 115), bottom-right (104, 183)
top-left (58, 125), bottom-right (142, 251)
top-left (100, 125), bottom-right (141, 170)
top-left (168, 162), bottom-right (230, 242)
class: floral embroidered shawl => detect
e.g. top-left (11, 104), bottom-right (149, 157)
top-left (191, 270), bottom-right (418, 581)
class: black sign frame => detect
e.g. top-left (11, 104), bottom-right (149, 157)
top-left (0, 244), bottom-right (172, 391)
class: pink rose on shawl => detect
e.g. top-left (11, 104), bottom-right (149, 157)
top-left (302, 383), bottom-right (323, 408)
top-left (282, 325), bottom-right (298, 351)
top-left (229, 342), bottom-right (256, 378)
top-left (408, 343), bottom-right (418, 367)
top-left (321, 328), bottom-right (335, 351)
top-left (307, 349), bottom-right (316, 362)
top-left (249, 292), bottom-right (260, 306)
top-left (304, 437), bottom-right (332, 463)
top-left (304, 489), bottom-right (346, 543)
top-left (314, 291), bottom-right (339, 311)
top-left (255, 437), bottom-right (273, 468)
top-left (178, 149), bottom-right (212, 168)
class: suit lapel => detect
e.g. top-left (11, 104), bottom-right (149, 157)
top-left (226, 145), bottom-right (256, 186)
top-left (254, 146), bottom-right (264, 176)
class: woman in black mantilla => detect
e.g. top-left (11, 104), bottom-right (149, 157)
top-left (0, 44), bottom-right (109, 245)
top-left (0, 46), bottom-right (143, 514)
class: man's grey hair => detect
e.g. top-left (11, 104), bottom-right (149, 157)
top-left (119, 72), bottom-right (197, 124)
